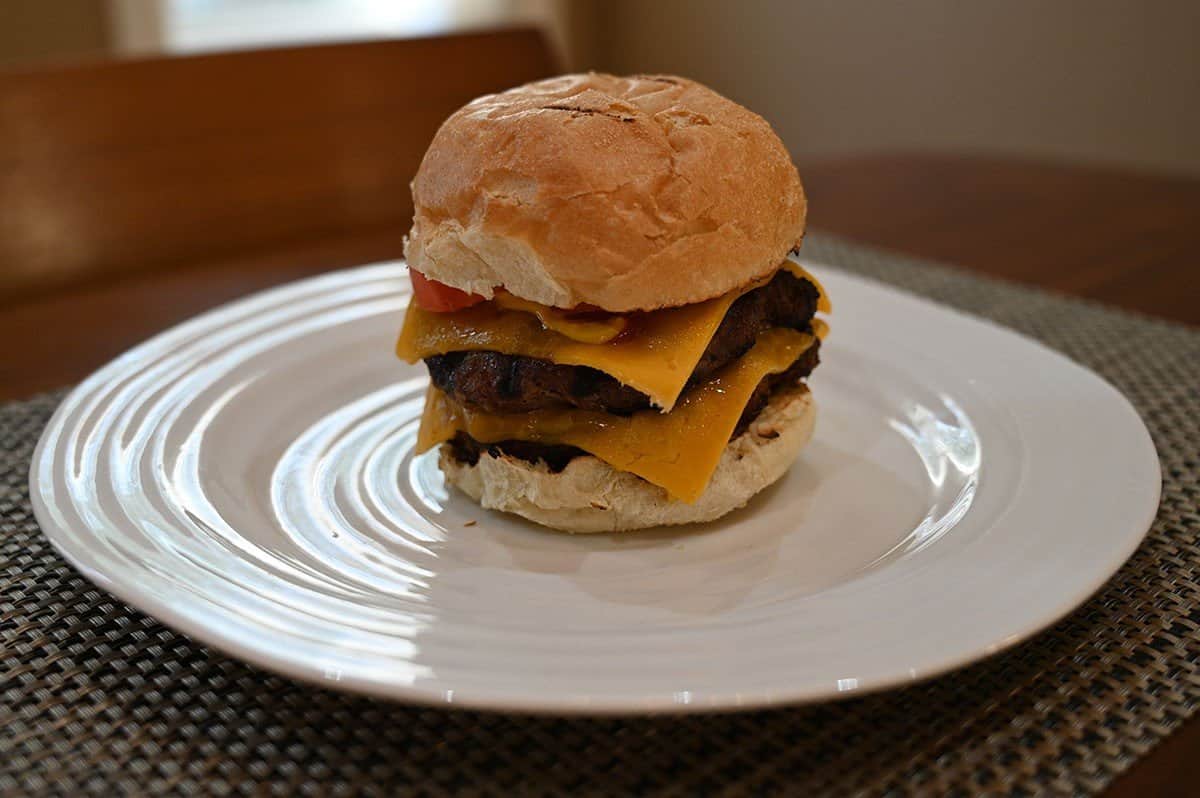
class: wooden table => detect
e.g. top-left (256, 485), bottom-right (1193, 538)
top-left (2, 152), bottom-right (1196, 795)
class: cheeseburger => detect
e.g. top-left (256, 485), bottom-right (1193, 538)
top-left (396, 73), bottom-right (830, 533)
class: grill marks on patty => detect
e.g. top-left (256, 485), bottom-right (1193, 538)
top-left (427, 352), bottom-right (647, 415)
top-left (427, 268), bottom-right (824, 474)
top-left (445, 342), bottom-right (820, 473)
top-left (425, 269), bottom-right (820, 416)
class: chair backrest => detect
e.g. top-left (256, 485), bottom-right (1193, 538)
top-left (0, 29), bottom-right (556, 304)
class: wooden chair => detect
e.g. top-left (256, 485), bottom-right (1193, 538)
top-left (0, 29), bottom-right (556, 305)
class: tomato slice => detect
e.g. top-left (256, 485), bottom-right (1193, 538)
top-left (409, 269), bottom-right (485, 312)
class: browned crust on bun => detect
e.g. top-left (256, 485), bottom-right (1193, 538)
top-left (406, 73), bottom-right (806, 311)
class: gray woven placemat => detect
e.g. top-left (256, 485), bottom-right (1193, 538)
top-left (2, 233), bottom-right (1197, 797)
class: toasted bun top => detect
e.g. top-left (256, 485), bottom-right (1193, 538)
top-left (405, 73), bottom-right (806, 311)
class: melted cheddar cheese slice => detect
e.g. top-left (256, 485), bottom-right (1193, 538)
top-left (397, 261), bottom-right (828, 411)
top-left (492, 293), bottom-right (627, 343)
top-left (416, 328), bottom-right (815, 502)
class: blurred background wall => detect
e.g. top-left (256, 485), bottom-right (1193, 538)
top-left (585, 0), bottom-right (1200, 176)
top-left (0, 2), bottom-right (109, 65)
top-left (2, 0), bottom-right (1198, 175)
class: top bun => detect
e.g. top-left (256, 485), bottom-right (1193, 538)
top-left (405, 73), bottom-right (806, 311)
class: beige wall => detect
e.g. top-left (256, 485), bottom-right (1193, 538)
top-left (586, 0), bottom-right (1200, 175)
top-left (3, 1), bottom-right (1195, 175)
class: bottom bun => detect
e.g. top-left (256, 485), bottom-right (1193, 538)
top-left (439, 384), bottom-right (816, 533)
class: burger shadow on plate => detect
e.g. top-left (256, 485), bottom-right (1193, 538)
top-left (450, 437), bottom-right (922, 617)
top-left (465, 449), bottom-right (846, 618)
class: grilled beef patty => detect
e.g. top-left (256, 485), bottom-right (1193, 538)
top-left (444, 342), bottom-right (819, 472)
top-left (425, 269), bottom-right (819, 416)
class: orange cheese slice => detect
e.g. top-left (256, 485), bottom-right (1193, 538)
top-left (492, 293), bottom-right (627, 343)
top-left (398, 283), bottom-right (746, 411)
top-left (416, 328), bottom-right (815, 502)
top-left (397, 261), bottom-right (828, 411)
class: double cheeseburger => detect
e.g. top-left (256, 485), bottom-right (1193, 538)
top-left (397, 73), bottom-right (829, 533)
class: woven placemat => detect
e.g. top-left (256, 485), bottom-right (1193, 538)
top-left (2, 233), bottom-right (1197, 797)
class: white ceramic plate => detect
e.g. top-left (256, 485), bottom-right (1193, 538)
top-left (30, 262), bottom-right (1160, 714)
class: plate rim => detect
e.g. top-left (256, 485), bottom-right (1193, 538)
top-left (29, 261), bottom-right (1162, 715)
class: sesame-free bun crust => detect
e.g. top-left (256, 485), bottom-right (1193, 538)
top-left (406, 73), bottom-right (806, 311)
top-left (439, 386), bottom-right (815, 533)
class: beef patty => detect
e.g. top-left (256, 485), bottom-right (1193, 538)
top-left (425, 268), bottom-right (820, 416)
top-left (444, 342), bottom-right (820, 473)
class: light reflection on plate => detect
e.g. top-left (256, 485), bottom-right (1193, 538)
top-left (30, 262), bottom-right (1159, 713)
